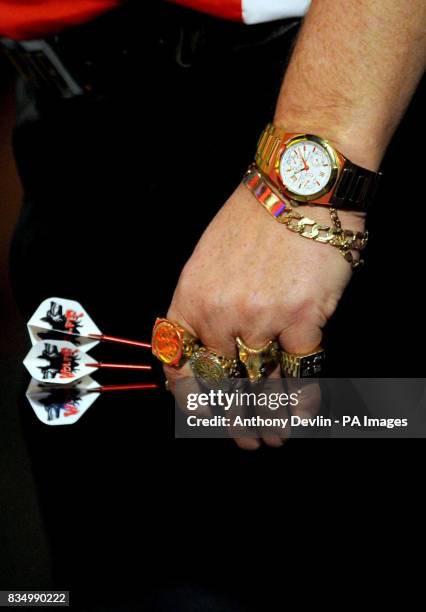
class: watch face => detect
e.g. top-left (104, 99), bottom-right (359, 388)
top-left (279, 139), bottom-right (333, 197)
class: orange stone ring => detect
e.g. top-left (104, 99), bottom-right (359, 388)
top-left (151, 318), bottom-right (199, 368)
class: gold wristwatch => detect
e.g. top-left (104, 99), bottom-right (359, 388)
top-left (256, 124), bottom-right (382, 211)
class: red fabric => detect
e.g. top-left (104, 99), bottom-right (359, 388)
top-left (168, 0), bottom-right (242, 22)
top-left (0, 0), bottom-right (244, 40)
top-left (0, 0), bottom-right (122, 40)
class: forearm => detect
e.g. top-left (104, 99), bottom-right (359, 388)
top-left (274, 0), bottom-right (426, 170)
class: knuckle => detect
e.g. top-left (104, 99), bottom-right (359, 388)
top-left (199, 293), bottom-right (220, 317)
top-left (198, 291), bottom-right (232, 322)
top-left (323, 294), bottom-right (339, 319)
top-left (284, 288), bottom-right (339, 328)
top-left (286, 294), bottom-right (330, 329)
top-left (284, 295), bottom-right (316, 324)
top-left (234, 291), bottom-right (273, 320)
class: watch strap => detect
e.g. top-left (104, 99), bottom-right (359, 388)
top-left (330, 160), bottom-right (382, 211)
top-left (255, 123), bottom-right (285, 175)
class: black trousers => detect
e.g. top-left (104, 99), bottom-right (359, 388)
top-left (7, 2), bottom-right (426, 609)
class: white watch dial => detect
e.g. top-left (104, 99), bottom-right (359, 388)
top-left (279, 140), bottom-right (332, 196)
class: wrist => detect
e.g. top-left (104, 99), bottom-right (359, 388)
top-left (273, 111), bottom-right (385, 172)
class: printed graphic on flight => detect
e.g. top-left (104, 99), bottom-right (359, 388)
top-left (24, 340), bottom-right (98, 384)
top-left (26, 376), bottom-right (99, 425)
top-left (27, 297), bottom-right (101, 350)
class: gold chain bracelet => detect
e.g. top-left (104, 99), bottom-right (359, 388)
top-left (243, 164), bottom-right (368, 269)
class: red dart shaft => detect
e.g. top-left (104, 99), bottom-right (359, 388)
top-left (94, 383), bottom-right (158, 392)
top-left (86, 362), bottom-right (152, 370)
top-left (88, 333), bottom-right (151, 349)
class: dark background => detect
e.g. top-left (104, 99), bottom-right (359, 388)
top-left (0, 56), bottom-right (52, 589)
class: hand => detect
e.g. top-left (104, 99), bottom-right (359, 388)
top-left (300, 153), bottom-right (309, 171)
top-left (164, 184), bottom-right (365, 449)
top-left (293, 166), bottom-right (306, 175)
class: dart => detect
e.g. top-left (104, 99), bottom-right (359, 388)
top-left (26, 376), bottom-right (159, 425)
top-left (24, 340), bottom-right (153, 385)
top-left (27, 297), bottom-right (151, 351)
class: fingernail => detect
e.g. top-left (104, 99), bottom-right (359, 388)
top-left (235, 437), bottom-right (261, 451)
top-left (263, 435), bottom-right (284, 448)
